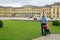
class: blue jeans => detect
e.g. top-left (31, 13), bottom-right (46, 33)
top-left (43, 27), bottom-right (46, 36)
top-left (41, 23), bottom-right (46, 36)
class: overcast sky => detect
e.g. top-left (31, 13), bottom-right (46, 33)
top-left (0, 0), bottom-right (60, 7)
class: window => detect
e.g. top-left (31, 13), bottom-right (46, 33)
top-left (53, 16), bottom-right (55, 18)
top-left (53, 12), bottom-right (55, 14)
top-left (57, 7), bottom-right (59, 14)
top-left (57, 12), bottom-right (58, 14)
top-left (47, 13), bottom-right (48, 14)
top-left (47, 16), bottom-right (48, 18)
top-left (57, 15), bottom-right (59, 18)
top-left (57, 7), bottom-right (59, 11)
top-left (11, 14), bottom-right (16, 17)
top-left (37, 13), bottom-right (40, 15)
top-left (53, 7), bottom-right (55, 11)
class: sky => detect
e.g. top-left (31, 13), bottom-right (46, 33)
top-left (0, 0), bottom-right (60, 7)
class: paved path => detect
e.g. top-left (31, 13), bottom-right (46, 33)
top-left (32, 34), bottom-right (60, 40)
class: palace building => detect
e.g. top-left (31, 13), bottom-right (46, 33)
top-left (0, 2), bottom-right (60, 20)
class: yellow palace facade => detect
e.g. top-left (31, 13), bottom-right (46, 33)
top-left (0, 2), bottom-right (60, 20)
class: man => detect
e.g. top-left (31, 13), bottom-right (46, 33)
top-left (41, 13), bottom-right (46, 36)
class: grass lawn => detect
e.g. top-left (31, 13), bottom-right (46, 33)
top-left (0, 20), bottom-right (60, 40)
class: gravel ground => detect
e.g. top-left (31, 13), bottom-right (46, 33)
top-left (32, 34), bottom-right (60, 40)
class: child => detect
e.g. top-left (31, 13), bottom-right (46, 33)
top-left (45, 22), bottom-right (51, 35)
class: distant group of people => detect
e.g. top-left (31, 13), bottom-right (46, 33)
top-left (41, 13), bottom-right (51, 36)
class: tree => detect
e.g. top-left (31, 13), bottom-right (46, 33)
top-left (0, 20), bottom-right (3, 28)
